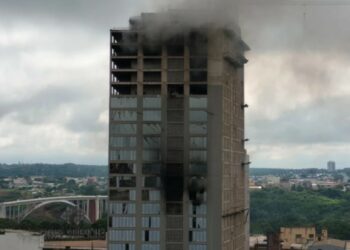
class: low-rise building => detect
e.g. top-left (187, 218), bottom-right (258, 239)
top-left (0, 230), bottom-right (44, 250)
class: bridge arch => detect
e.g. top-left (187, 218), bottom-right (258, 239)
top-left (21, 200), bottom-right (91, 223)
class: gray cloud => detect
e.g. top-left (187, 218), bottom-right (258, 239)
top-left (0, 0), bottom-right (350, 167)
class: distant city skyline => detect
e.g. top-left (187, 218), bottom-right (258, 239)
top-left (1, 0), bottom-right (350, 168)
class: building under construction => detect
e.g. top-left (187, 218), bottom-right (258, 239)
top-left (108, 11), bottom-right (250, 250)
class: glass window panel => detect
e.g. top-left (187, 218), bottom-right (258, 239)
top-left (189, 97), bottom-right (207, 108)
top-left (189, 244), bottom-right (207, 250)
top-left (142, 203), bottom-right (161, 215)
top-left (190, 150), bottom-right (207, 162)
top-left (142, 164), bottom-right (161, 175)
top-left (142, 190), bottom-right (160, 201)
top-left (111, 97), bottom-right (137, 108)
top-left (111, 110), bottom-right (137, 121)
top-left (143, 97), bottom-right (161, 108)
top-left (143, 111), bottom-right (161, 121)
top-left (109, 202), bottom-right (135, 215)
top-left (112, 216), bottom-right (136, 228)
top-left (109, 243), bottom-right (136, 250)
top-left (189, 217), bottom-right (207, 229)
top-left (116, 176), bottom-right (136, 188)
top-left (190, 123), bottom-right (207, 134)
top-left (111, 124), bottom-right (136, 134)
top-left (143, 150), bottom-right (161, 161)
top-left (190, 111), bottom-right (207, 122)
top-left (189, 204), bottom-right (207, 215)
top-left (144, 176), bottom-right (161, 188)
top-left (109, 230), bottom-right (135, 241)
top-left (143, 137), bottom-right (161, 148)
top-left (110, 150), bottom-right (136, 161)
top-left (142, 216), bottom-right (160, 228)
top-left (190, 137), bottom-right (207, 148)
top-left (110, 137), bottom-right (136, 148)
top-left (110, 163), bottom-right (136, 174)
top-left (190, 163), bottom-right (207, 175)
top-left (190, 231), bottom-right (207, 242)
top-left (143, 124), bottom-right (161, 134)
top-left (110, 190), bottom-right (136, 201)
top-left (143, 230), bottom-right (160, 242)
top-left (141, 244), bottom-right (160, 250)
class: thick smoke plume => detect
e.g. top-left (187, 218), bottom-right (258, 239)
top-left (134, 0), bottom-right (242, 40)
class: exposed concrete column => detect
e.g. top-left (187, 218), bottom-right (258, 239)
top-left (0, 205), bottom-right (6, 218)
top-left (95, 197), bottom-right (100, 221)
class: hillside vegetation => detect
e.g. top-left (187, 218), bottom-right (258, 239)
top-left (251, 188), bottom-right (350, 239)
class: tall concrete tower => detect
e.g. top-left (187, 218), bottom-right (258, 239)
top-left (108, 11), bottom-right (250, 250)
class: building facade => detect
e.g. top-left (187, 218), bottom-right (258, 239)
top-left (327, 161), bottom-right (336, 172)
top-left (108, 12), bottom-right (249, 250)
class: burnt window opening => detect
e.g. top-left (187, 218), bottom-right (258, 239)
top-left (167, 45), bottom-right (184, 56)
top-left (144, 176), bottom-right (161, 188)
top-left (143, 44), bottom-right (162, 56)
top-left (112, 72), bottom-right (137, 83)
top-left (111, 32), bottom-right (138, 44)
top-left (143, 72), bottom-right (161, 82)
top-left (166, 35), bottom-right (184, 56)
top-left (110, 163), bottom-right (136, 174)
top-left (112, 45), bottom-right (138, 56)
top-left (189, 231), bottom-right (193, 242)
top-left (167, 71), bottom-right (184, 82)
top-left (144, 230), bottom-right (149, 242)
top-left (143, 84), bottom-right (161, 95)
top-left (166, 164), bottom-right (184, 176)
top-left (168, 59), bottom-right (184, 70)
top-left (111, 85), bottom-right (137, 95)
top-left (190, 58), bottom-right (207, 69)
top-left (112, 58), bottom-right (137, 70)
top-left (144, 59), bottom-right (161, 70)
top-left (167, 98), bottom-right (184, 109)
top-left (142, 163), bottom-right (161, 175)
top-left (190, 85), bottom-right (207, 95)
top-left (109, 217), bottom-right (113, 227)
top-left (189, 31), bottom-right (208, 56)
top-left (190, 71), bottom-right (207, 82)
top-left (165, 177), bottom-right (183, 201)
top-left (168, 85), bottom-right (184, 96)
top-left (109, 177), bottom-right (116, 187)
top-left (166, 203), bottom-right (183, 215)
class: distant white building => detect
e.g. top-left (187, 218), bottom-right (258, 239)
top-left (327, 161), bottom-right (336, 172)
top-left (13, 178), bottom-right (28, 188)
top-left (0, 230), bottom-right (44, 250)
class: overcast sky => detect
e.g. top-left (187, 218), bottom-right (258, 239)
top-left (0, 0), bottom-right (349, 168)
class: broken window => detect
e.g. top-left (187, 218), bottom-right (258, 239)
top-left (110, 163), bottom-right (136, 174)
top-left (143, 85), bottom-right (161, 95)
top-left (190, 85), bottom-right (207, 95)
top-left (144, 72), bottom-right (161, 82)
top-left (190, 58), bottom-right (207, 69)
top-left (190, 71), bottom-right (207, 82)
top-left (111, 85), bottom-right (137, 96)
top-left (166, 203), bottom-right (183, 214)
top-left (112, 72), bottom-right (137, 83)
top-left (144, 59), bottom-right (161, 69)
top-left (142, 163), bottom-right (161, 175)
top-left (112, 58), bottom-right (138, 70)
top-left (112, 44), bottom-right (138, 56)
top-left (168, 59), bottom-right (184, 69)
top-left (167, 85), bottom-right (184, 96)
top-left (167, 71), bottom-right (184, 82)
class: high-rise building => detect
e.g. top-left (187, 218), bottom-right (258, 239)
top-left (108, 11), bottom-right (250, 250)
top-left (327, 161), bottom-right (336, 172)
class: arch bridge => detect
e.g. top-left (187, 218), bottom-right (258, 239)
top-left (0, 195), bottom-right (107, 223)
